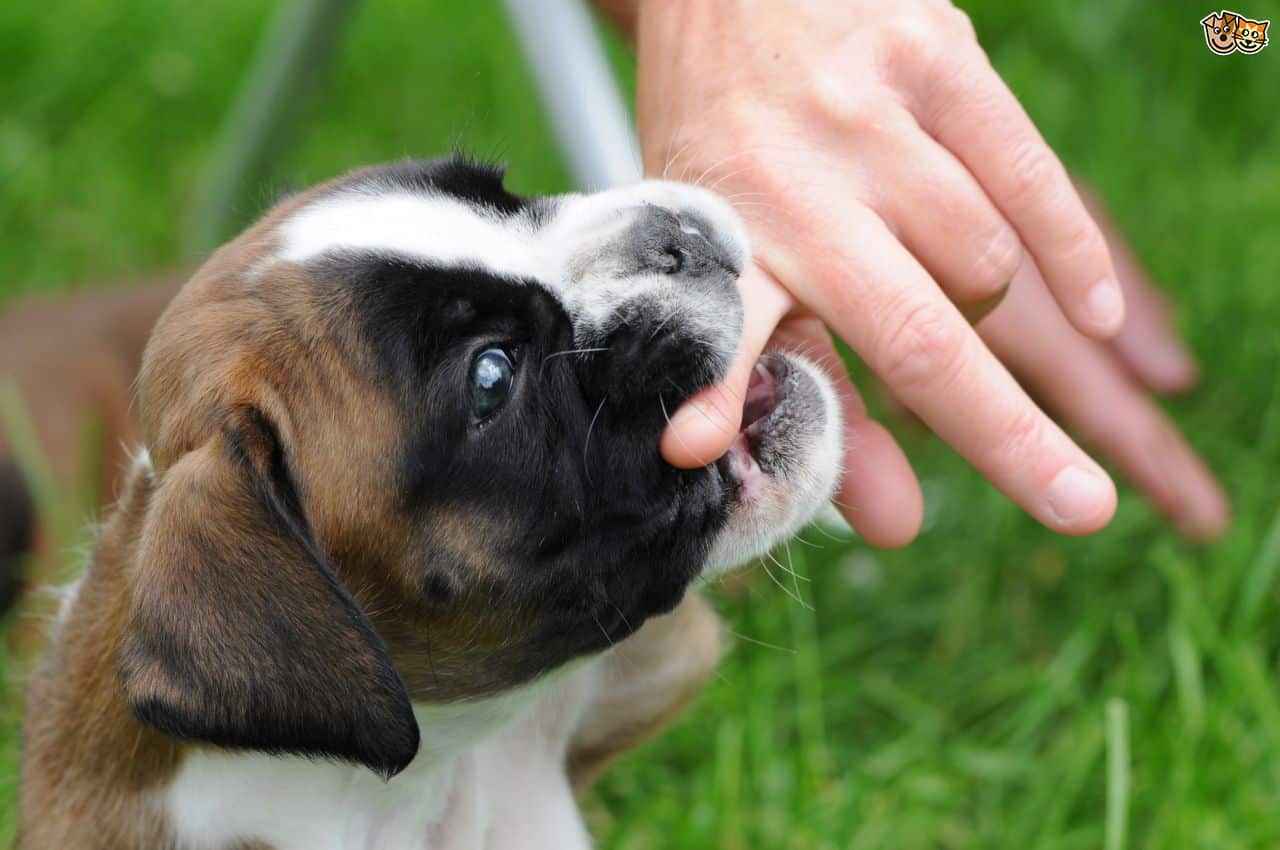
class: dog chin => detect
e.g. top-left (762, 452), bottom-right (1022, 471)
top-left (699, 351), bottom-right (842, 579)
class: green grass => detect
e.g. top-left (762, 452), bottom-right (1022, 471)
top-left (3, 0), bottom-right (1280, 846)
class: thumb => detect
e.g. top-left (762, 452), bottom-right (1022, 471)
top-left (660, 265), bottom-right (793, 467)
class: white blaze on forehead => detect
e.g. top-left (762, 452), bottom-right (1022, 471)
top-left (277, 191), bottom-right (548, 281)
top-left (272, 179), bottom-right (751, 361)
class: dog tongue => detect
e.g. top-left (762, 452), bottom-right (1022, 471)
top-left (742, 360), bottom-right (778, 428)
top-left (723, 359), bottom-right (779, 501)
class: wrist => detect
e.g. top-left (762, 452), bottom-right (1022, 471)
top-left (632, 1), bottom-right (759, 176)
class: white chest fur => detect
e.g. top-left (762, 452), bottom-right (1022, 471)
top-left (163, 664), bottom-right (597, 850)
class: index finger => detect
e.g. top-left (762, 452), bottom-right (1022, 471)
top-left (784, 207), bottom-right (1117, 535)
top-left (659, 264), bottom-right (794, 468)
top-left (910, 54), bottom-right (1126, 340)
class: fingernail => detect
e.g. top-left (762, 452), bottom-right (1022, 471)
top-left (1046, 465), bottom-right (1113, 530)
top-left (1086, 280), bottom-right (1125, 334)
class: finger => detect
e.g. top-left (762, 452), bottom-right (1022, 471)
top-left (1108, 255), bottom-right (1198, 395)
top-left (660, 264), bottom-right (794, 468)
top-left (907, 53), bottom-right (1126, 340)
top-left (770, 318), bottom-right (923, 548)
top-left (1075, 181), bottom-right (1199, 393)
top-left (869, 118), bottom-right (1024, 309)
top-left (980, 268), bottom-right (1230, 540)
top-left (766, 206), bottom-right (1116, 535)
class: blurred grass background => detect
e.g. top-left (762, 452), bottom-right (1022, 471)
top-left (3, 0), bottom-right (1280, 846)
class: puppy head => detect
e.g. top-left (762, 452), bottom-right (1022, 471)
top-left (1235, 16), bottom-right (1268, 52)
top-left (120, 158), bottom-right (839, 776)
top-left (1203, 12), bottom-right (1239, 53)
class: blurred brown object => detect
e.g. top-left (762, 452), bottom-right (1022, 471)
top-left (0, 277), bottom-right (180, 647)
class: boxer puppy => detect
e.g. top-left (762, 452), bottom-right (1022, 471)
top-left (20, 157), bottom-right (841, 849)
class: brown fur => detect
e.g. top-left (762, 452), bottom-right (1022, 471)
top-left (20, 461), bottom-right (182, 849)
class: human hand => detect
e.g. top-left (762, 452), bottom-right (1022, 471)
top-left (976, 188), bottom-right (1230, 540)
top-left (635, 1), bottom-right (1127, 546)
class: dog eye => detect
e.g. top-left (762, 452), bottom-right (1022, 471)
top-left (471, 348), bottom-right (514, 418)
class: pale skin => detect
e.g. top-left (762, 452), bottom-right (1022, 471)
top-left (598, 0), bottom-right (1229, 545)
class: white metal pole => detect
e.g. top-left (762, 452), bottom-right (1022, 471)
top-left (502, 0), bottom-right (643, 191)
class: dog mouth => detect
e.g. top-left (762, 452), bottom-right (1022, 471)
top-left (717, 355), bottom-right (787, 502)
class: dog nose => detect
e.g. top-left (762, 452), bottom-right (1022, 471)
top-left (632, 205), bottom-right (738, 279)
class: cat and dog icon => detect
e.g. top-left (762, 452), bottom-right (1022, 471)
top-left (1202, 10), bottom-right (1269, 54)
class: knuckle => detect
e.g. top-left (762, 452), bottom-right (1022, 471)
top-left (878, 300), bottom-right (967, 391)
top-left (883, 15), bottom-right (944, 58)
top-left (993, 406), bottom-right (1047, 467)
top-left (808, 71), bottom-right (898, 136)
top-left (1058, 219), bottom-right (1109, 267)
top-left (1007, 141), bottom-right (1061, 199)
top-left (944, 6), bottom-right (978, 40)
top-left (879, 12), bottom-right (968, 84)
top-left (872, 14), bottom-right (982, 116)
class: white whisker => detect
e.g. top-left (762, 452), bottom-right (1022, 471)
top-left (583, 397), bottom-right (608, 485)
top-left (540, 347), bottom-right (609, 379)
top-left (663, 135), bottom-right (697, 181)
top-left (757, 556), bottom-right (808, 608)
top-left (659, 393), bottom-right (703, 462)
top-left (725, 628), bottom-right (796, 654)
top-left (706, 165), bottom-right (762, 194)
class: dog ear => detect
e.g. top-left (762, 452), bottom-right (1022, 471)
top-left (117, 407), bottom-right (419, 778)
